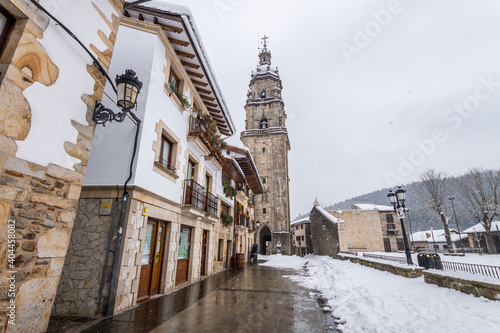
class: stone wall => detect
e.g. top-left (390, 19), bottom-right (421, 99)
top-left (424, 271), bottom-right (500, 301)
top-left (357, 258), bottom-right (424, 279)
top-left (309, 206), bottom-right (341, 257)
top-left (336, 210), bottom-right (385, 252)
top-left (53, 198), bottom-right (117, 317)
top-left (0, 1), bottom-right (124, 331)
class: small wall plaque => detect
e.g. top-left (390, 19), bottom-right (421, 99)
top-left (100, 199), bottom-right (113, 216)
top-left (143, 206), bottom-right (148, 216)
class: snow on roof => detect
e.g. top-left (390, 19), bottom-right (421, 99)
top-left (291, 216), bottom-right (310, 225)
top-left (463, 221), bottom-right (500, 234)
top-left (352, 204), bottom-right (394, 212)
top-left (315, 205), bottom-right (338, 223)
top-left (411, 230), bottom-right (467, 243)
top-left (142, 1), bottom-right (236, 134)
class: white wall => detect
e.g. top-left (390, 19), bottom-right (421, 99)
top-left (85, 25), bottom-right (225, 203)
top-left (16, 0), bottom-right (116, 169)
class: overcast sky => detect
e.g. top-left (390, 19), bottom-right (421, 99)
top-left (162, 0), bottom-right (500, 219)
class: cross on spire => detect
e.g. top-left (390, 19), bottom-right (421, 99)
top-left (261, 35), bottom-right (269, 49)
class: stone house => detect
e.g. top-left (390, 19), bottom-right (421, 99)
top-left (291, 216), bottom-right (312, 256)
top-left (309, 201), bottom-right (391, 256)
top-left (53, 3), bottom-right (241, 317)
top-left (225, 145), bottom-right (263, 264)
top-left (351, 204), bottom-right (407, 253)
top-left (0, 0), bottom-right (124, 331)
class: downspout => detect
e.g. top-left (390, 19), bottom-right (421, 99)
top-left (232, 191), bottom-right (237, 268)
top-left (106, 120), bottom-right (141, 316)
top-left (96, 185), bottom-right (120, 316)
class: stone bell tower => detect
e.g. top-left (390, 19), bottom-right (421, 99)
top-left (241, 36), bottom-right (292, 255)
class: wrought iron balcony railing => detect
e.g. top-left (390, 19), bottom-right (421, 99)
top-left (183, 179), bottom-right (218, 216)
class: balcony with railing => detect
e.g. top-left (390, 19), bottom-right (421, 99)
top-left (188, 116), bottom-right (225, 166)
top-left (182, 179), bottom-right (218, 219)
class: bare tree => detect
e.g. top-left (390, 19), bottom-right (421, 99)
top-left (455, 168), bottom-right (500, 254)
top-left (413, 169), bottom-right (453, 253)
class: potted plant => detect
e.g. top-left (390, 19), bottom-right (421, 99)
top-left (221, 212), bottom-right (233, 227)
top-left (223, 181), bottom-right (236, 199)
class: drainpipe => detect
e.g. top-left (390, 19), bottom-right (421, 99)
top-left (96, 185), bottom-right (120, 316)
top-left (232, 190), bottom-right (237, 268)
top-left (106, 121), bottom-right (141, 316)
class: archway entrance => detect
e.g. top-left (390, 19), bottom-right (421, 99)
top-left (259, 225), bottom-right (272, 255)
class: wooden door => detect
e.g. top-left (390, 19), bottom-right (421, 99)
top-left (138, 221), bottom-right (166, 301)
top-left (383, 238), bottom-right (392, 252)
top-left (201, 230), bottom-right (208, 276)
top-left (150, 222), bottom-right (166, 296)
top-left (175, 226), bottom-right (191, 285)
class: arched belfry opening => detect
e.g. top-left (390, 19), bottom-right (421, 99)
top-left (260, 118), bottom-right (268, 129)
top-left (259, 225), bottom-right (272, 255)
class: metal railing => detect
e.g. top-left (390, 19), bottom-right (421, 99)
top-left (362, 253), bottom-right (408, 264)
top-left (183, 179), bottom-right (205, 210)
top-left (441, 261), bottom-right (500, 279)
top-left (159, 157), bottom-right (176, 171)
top-left (205, 191), bottom-right (218, 216)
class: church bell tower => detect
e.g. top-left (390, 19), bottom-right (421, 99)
top-left (241, 36), bottom-right (292, 255)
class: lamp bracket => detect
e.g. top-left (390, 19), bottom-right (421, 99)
top-left (93, 101), bottom-right (130, 126)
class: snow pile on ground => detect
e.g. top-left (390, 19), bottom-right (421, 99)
top-left (261, 255), bottom-right (500, 333)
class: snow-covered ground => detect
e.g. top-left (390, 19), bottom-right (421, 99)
top-left (365, 251), bottom-right (500, 266)
top-left (260, 255), bottom-right (500, 333)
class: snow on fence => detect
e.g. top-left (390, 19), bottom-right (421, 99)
top-left (362, 253), bottom-right (407, 265)
top-left (441, 261), bottom-right (500, 279)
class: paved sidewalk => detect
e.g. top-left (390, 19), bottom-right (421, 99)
top-left (52, 261), bottom-right (327, 332)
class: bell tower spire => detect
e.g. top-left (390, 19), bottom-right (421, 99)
top-left (241, 36), bottom-right (292, 255)
top-left (259, 35), bottom-right (271, 66)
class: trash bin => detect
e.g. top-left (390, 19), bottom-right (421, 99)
top-left (425, 254), bottom-right (434, 269)
top-left (417, 253), bottom-right (426, 268)
top-left (431, 253), bottom-right (442, 270)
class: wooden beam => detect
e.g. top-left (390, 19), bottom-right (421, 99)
top-left (192, 79), bottom-right (208, 87)
top-left (207, 107), bottom-right (221, 113)
top-left (196, 87), bottom-right (211, 95)
top-left (210, 113), bottom-right (224, 119)
top-left (186, 70), bottom-right (204, 79)
top-left (181, 61), bottom-right (200, 69)
top-left (153, 17), bottom-right (183, 33)
top-left (204, 101), bottom-right (218, 108)
top-left (169, 38), bottom-right (189, 47)
top-left (176, 50), bottom-right (195, 59)
top-left (200, 95), bottom-right (215, 101)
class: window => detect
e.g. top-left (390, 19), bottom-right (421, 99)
top-left (263, 208), bottom-right (266, 214)
top-left (262, 147), bottom-right (266, 153)
top-left (396, 238), bottom-right (404, 251)
top-left (0, 6), bottom-right (15, 56)
top-left (260, 119), bottom-right (268, 129)
top-left (301, 235), bottom-right (304, 241)
top-left (262, 178), bottom-right (266, 184)
top-left (386, 214), bottom-right (394, 223)
top-left (387, 223), bottom-right (396, 231)
top-left (169, 70), bottom-right (179, 93)
top-left (279, 116), bottom-right (282, 126)
top-left (160, 136), bottom-right (174, 170)
top-left (187, 159), bottom-right (196, 180)
top-left (261, 90), bottom-right (266, 98)
top-left (301, 224), bottom-right (304, 229)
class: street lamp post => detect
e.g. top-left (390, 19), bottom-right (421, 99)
top-left (448, 196), bottom-right (465, 255)
top-left (387, 187), bottom-right (413, 265)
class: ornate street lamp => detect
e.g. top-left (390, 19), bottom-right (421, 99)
top-left (93, 69), bottom-right (143, 126)
top-left (387, 186), bottom-right (413, 265)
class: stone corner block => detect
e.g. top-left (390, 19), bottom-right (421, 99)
top-left (46, 163), bottom-right (84, 184)
top-left (37, 228), bottom-right (70, 258)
